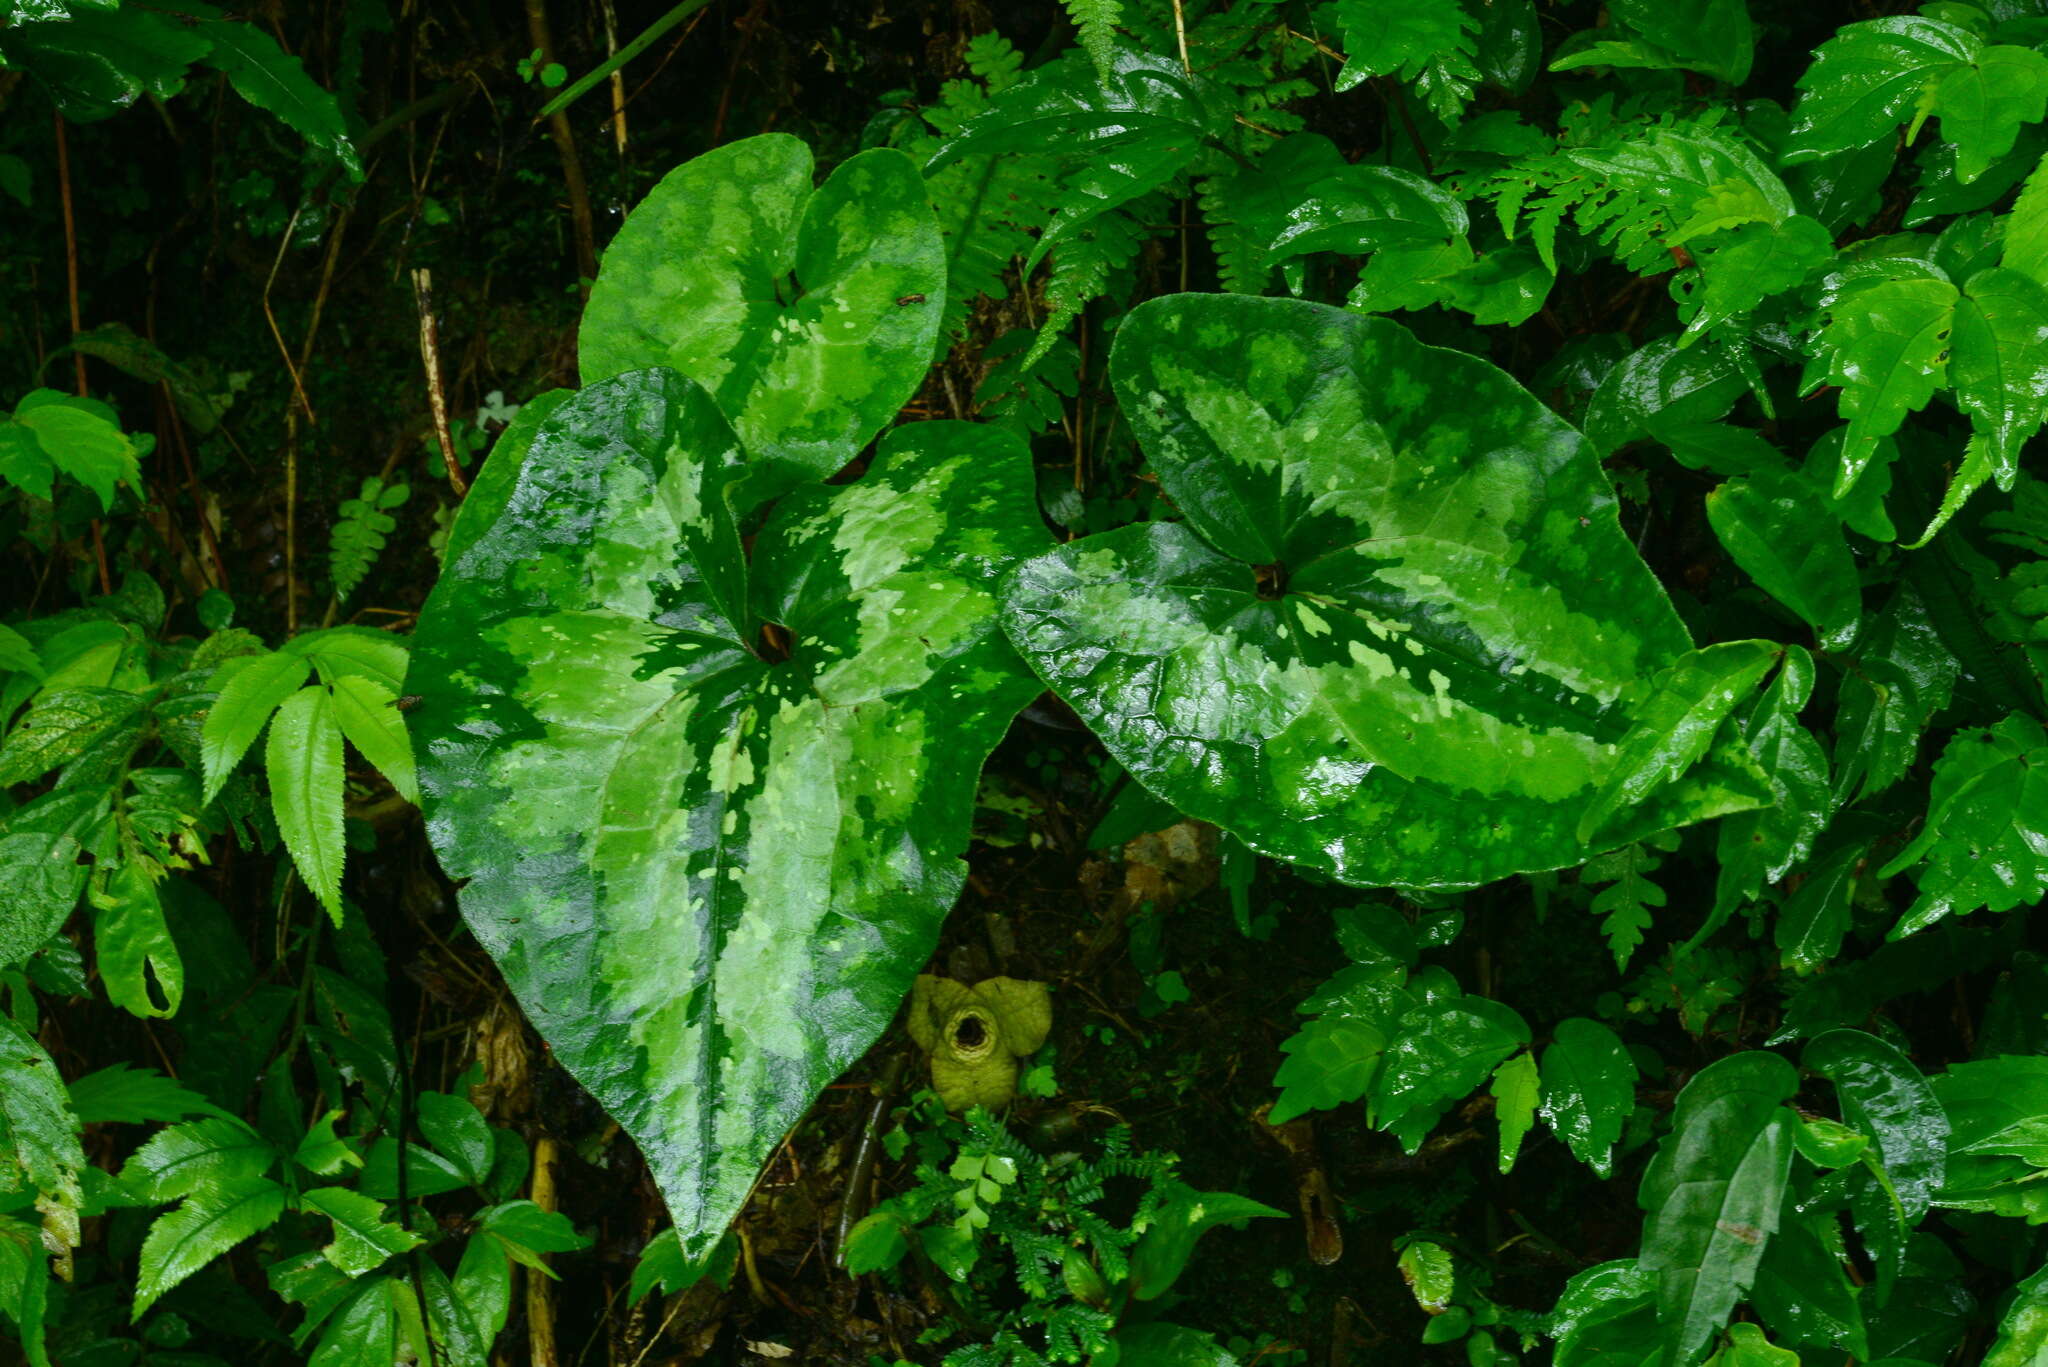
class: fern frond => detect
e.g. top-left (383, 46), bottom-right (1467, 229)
top-left (1062, 0), bottom-right (1123, 81)
top-left (329, 476), bottom-right (409, 601)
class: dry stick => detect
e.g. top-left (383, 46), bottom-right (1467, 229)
top-left (527, 1135), bottom-right (562, 1367)
top-left (710, 0), bottom-right (769, 147)
top-left (55, 112), bottom-right (112, 594)
top-left (525, 0), bottom-right (598, 288)
top-left (1171, 0), bottom-right (1192, 75)
top-left (411, 269), bottom-right (468, 496)
top-left (601, 0), bottom-right (628, 154)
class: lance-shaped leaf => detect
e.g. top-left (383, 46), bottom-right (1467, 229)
top-left (579, 136), bottom-right (944, 490)
top-left (1637, 1051), bottom-right (1799, 1367)
top-left (1001, 295), bottom-right (1770, 891)
top-left (408, 369), bottom-right (1043, 1263)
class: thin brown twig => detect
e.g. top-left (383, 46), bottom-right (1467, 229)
top-left (55, 114), bottom-right (112, 595)
top-left (525, 0), bottom-right (598, 287)
top-left (262, 204), bottom-right (315, 423)
top-left (411, 269), bottom-right (468, 496)
top-left (527, 1135), bottom-right (562, 1367)
top-left (1171, 0), bottom-right (1192, 74)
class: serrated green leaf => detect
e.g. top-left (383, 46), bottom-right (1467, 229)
top-left (2004, 153), bottom-right (2048, 286)
top-left (1706, 469), bottom-right (1861, 645)
top-left (0, 686), bottom-right (145, 786)
top-left (1268, 1009), bottom-right (1387, 1127)
top-left (1579, 641), bottom-right (1779, 845)
top-left (1637, 1052), bottom-right (1799, 1367)
top-left (1933, 45), bottom-right (2048, 186)
top-left (1492, 1051), bottom-right (1540, 1173)
top-left (1713, 646), bottom-right (1833, 927)
top-left (66, 1063), bottom-right (223, 1126)
top-left (1608, 0), bottom-right (1753, 84)
top-left (300, 1187), bottom-right (422, 1278)
top-left (200, 650), bottom-right (310, 803)
top-left (328, 675), bottom-right (417, 805)
top-left (117, 1116), bottom-right (275, 1202)
top-left (195, 19), bottom-right (359, 178)
top-left (1373, 996), bottom-right (1529, 1151)
top-left (0, 1014), bottom-right (84, 1264)
top-left (410, 370), bottom-right (1044, 1264)
top-left (1986, 1261), bottom-right (2048, 1367)
top-left (1679, 217), bottom-right (1834, 346)
top-left (1950, 267), bottom-right (2048, 481)
top-left (1004, 295), bottom-right (1769, 892)
top-left (134, 1175), bottom-right (286, 1317)
top-left (1585, 842), bottom-right (1666, 970)
top-left (266, 685), bottom-right (345, 923)
top-left (1540, 1017), bottom-right (1635, 1179)
top-left (1786, 18), bottom-right (1981, 163)
top-left (1812, 276), bottom-right (1958, 497)
top-left (580, 135), bottom-right (943, 490)
top-left (1877, 714), bottom-right (2048, 935)
top-left (11, 399), bottom-right (141, 511)
top-left (290, 626), bottom-right (408, 695)
top-left (0, 831), bottom-right (84, 971)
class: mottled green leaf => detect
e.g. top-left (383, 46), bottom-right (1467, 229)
top-left (0, 686), bottom-right (145, 786)
top-left (266, 685), bottom-right (346, 924)
top-left (1707, 469), bottom-right (1861, 645)
top-left (1637, 1051), bottom-right (1799, 1366)
top-left (1003, 295), bottom-right (1769, 891)
top-left (1539, 1017), bottom-right (1635, 1178)
top-left (0, 832), bottom-right (84, 971)
top-left (1877, 714), bottom-right (2048, 935)
top-left (410, 370), bottom-right (1043, 1263)
top-left (580, 136), bottom-right (944, 489)
top-left (0, 1013), bottom-right (84, 1262)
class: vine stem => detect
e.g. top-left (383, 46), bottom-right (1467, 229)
top-left (55, 111), bottom-right (111, 594)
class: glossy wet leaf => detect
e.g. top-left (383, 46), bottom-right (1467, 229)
top-left (1714, 646), bottom-right (1833, 928)
top-left (1751, 1205), bottom-right (1869, 1360)
top-left (1679, 217), bottom-right (1833, 346)
top-left (1226, 135), bottom-right (1466, 271)
top-left (134, 1176), bottom-right (286, 1317)
top-left (2004, 154), bottom-right (2048, 286)
top-left (1637, 1051), bottom-right (1799, 1366)
top-left (301, 1187), bottom-right (422, 1278)
top-left (580, 136), bottom-right (944, 489)
top-left (91, 862), bottom-right (181, 1019)
top-left (1373, 995), bottom-right (1529, 1152)
top-left (1786, 19), bottom-right (1981, 162)
top-left (1949, 268), bottom-right (2048, 484)
top-left (1001, 295), bottom-right (1770, 891)
top-left (1608, 0), bottom-right (1754, 84)
top-left (1986, 1261), bottom-right (2048, 1367)
top-left (1876, 714), bottom-right (2048, 936)
top-left (409, 370), bottom-right (1043, 1262)
top-left (1707, 468), bottom-right (1861, 645)
top-left (1539, 1017), bottom-right (1635, 1179)
top-left (1810, 275), bottom-right (1957, 497)
top-left (1492, 1051), bottom-right (1540, 1173)
top-left (1578, 641), bottom-right (1778, 845)
top-left (266, 685), bottom-right (345, 924)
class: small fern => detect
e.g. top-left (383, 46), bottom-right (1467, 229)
top-left (1582, 839), bottom-right (1672, 970)
top-left (329, 475), bottom-right (409, 601)
top-left (1062, 0), bottom-right (1122, 82)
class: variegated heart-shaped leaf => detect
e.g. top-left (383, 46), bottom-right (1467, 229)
top-left (409, 368), bottom-right (1041, 1260)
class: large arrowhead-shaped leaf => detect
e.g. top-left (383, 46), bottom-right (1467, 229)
top-left (579, 136), bottom-right (944, 491)
top-left (998, 295), bottom-right (1769, 890)
top-left (408, 368), bottom-right (1041, 1262)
